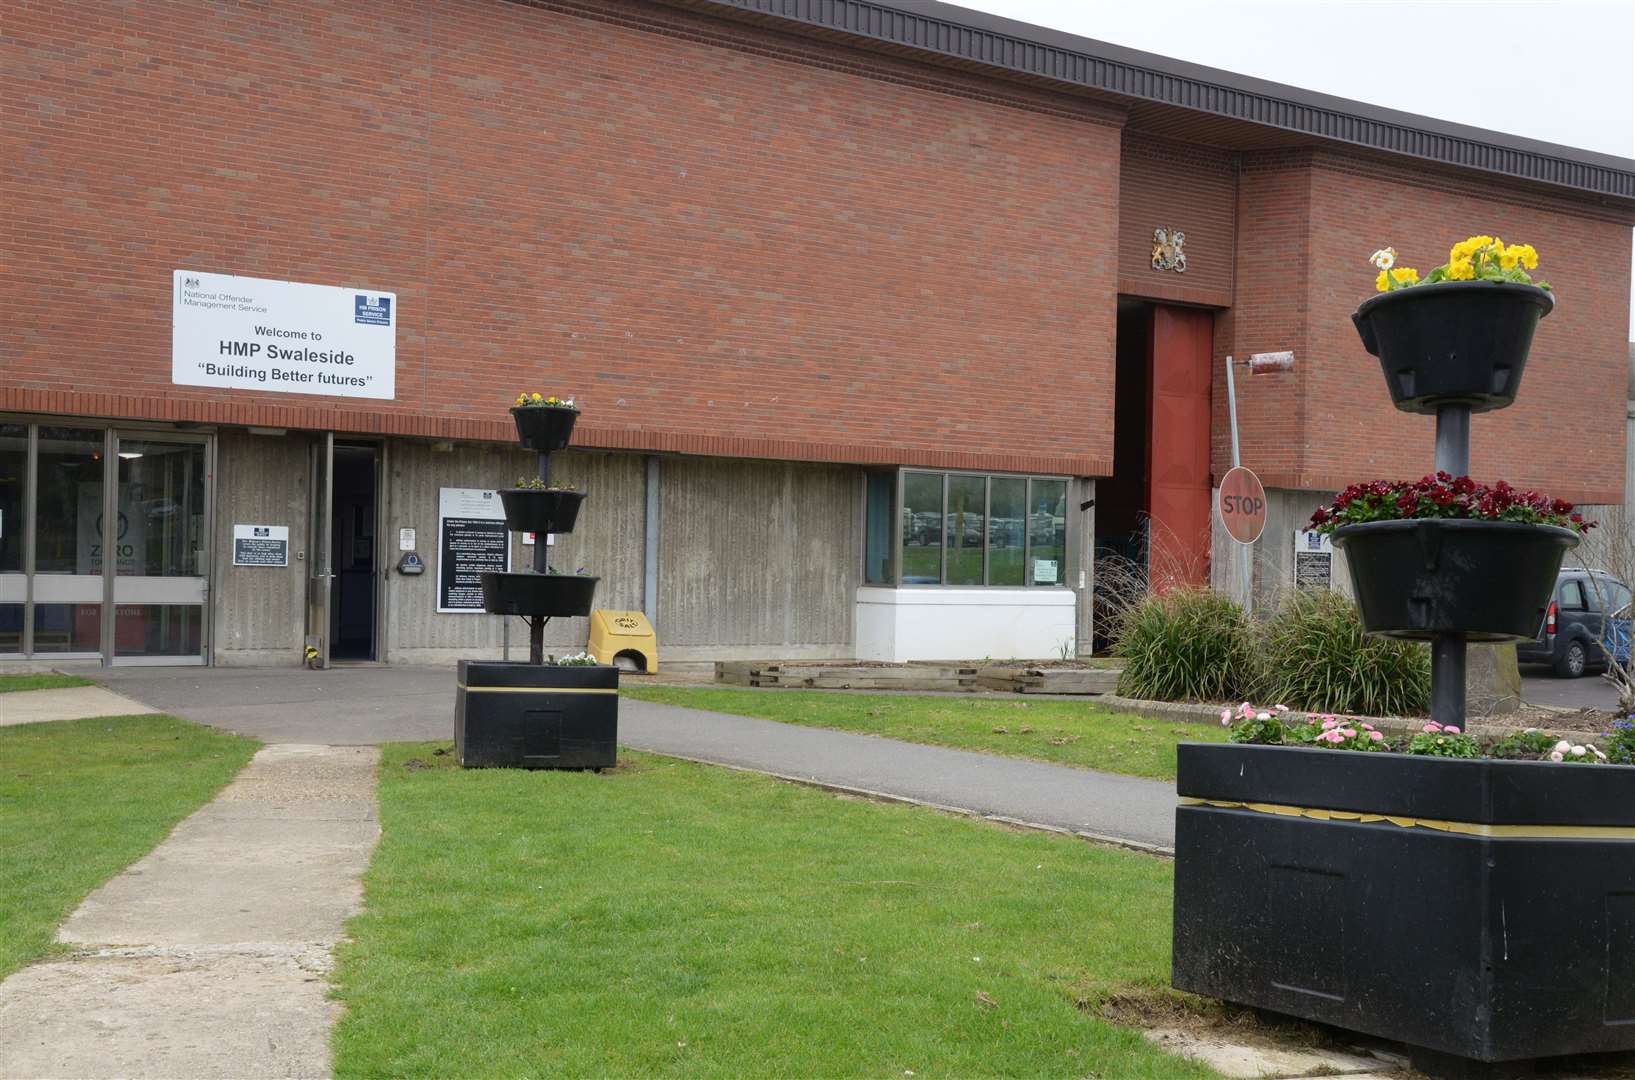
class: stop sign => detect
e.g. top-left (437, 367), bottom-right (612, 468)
top-left (1218, 466), bottom-right (1267, 544)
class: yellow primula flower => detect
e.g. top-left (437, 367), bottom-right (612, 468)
top-left (1503, 243), bottom-right (1538, 270)
top-left (530, 392), bottom-right (544, 403)
top-left (516, 393), bottom-right (528, 406)
top-left (1446, 256), bottom-right (1475, 281)
top-left (1448, 235), bottom-right (1495, 264)
top-left (1375, 266), bottom-right (1421, 291)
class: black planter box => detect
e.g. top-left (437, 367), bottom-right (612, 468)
top-left (510, 404), bottom-right (580, 452)
top-left (497, 488), bottom-right (585, 535)
top-left (1174, 743), bottom-right (1635, 1065)
top-left (455, 660), bottom-right (618, 768)
top-left (1333, 518), bottom-right (1578, 641)
top-left (1352, 281), bottom-right (1553, 414)
top-left (480, 572), bottom-right (598, 617)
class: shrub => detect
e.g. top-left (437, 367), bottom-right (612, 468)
top-left (1114, 589), bottom-right (1262, 703)
top-left (1260, 590), bottom-right (1429, 716)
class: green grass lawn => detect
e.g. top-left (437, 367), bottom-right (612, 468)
top-left (0, 672), bottom-right (95, 694)
top-left (0, 714), bottom-right (259, 978)
top-left (622, 686), bottom-right (1225, 781)
top-left (332, 746), bottom-right (1211, 1079)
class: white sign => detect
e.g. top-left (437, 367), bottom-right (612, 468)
top-left (233, 524), bottom-right (290, 567)
top-left (399, 527), bottom-right (416, 552)
top-left (1294, 529), bottom-right (1333, 591)
top-left (521, 531), bottom-right (555, 547)
top-left (437, 488), bottom-right (510, 614)
top-left (1033, 558), bottom-right (1059, 585)
top-left (172, 270), bottom-right (396, 399)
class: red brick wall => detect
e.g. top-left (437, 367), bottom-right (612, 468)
top-left (1223, 149), bottom-right (1633, 505)
top-left (1119, 135), bottom-right (1236, 308)
top-left (1, 0), bottom-right (1123, 475)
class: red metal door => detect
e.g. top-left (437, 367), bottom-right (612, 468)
top-left (1147, 306), bottom-right (1213, 588)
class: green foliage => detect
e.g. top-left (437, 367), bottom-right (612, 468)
top-left (1260, 590), bottom-right (1429, 716)
top-left (0, 673), bottom-right (94, 693)
top-left (332, 746), bottom-right (1213, 1079)
top-left (0, 715), bottom-right (258, 978)
top-left (1488, 728), bottom-right (1560, 760)
top-left (1226, 709), bottom-right (1285, 745)
top-left (1114, 589), bottom-right (1262, 704)
top-left (1405, 730), bottom-right (1481, 758)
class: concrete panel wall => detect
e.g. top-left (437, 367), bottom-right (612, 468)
top-left (1210, 487), bottom-right (1352, 612)
top-left (657, 458), bottom-right (860, 660)
top-left (382, 442), bottom-right (645, 664)
top-left (212, 431), bottom-right (313, 665)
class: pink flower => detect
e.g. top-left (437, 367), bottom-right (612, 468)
top-left (1360, 723), bottom-right (1375, 731)
top-left (1369, 731), bottom-right (1385, 742)
top-left (1325, 731), bottom-right (1345, 744)
top-left (1445, 726), bottom-right (1461, 735)
top-left (1274, 705), bottom-right (1289, 713)
top-left (1321, 718), bottom-right (1339, 730)
top-left (1340, 728), bottom-right (1357, 738)
top-left (1239, 703), bottom-right (1256, 720)
top-left (1221, 709), bottom-right (1233, 726)
top-left (1422, 723), bottom-right (1442, 734)
top-left (1550, 751), bottom-right (1565, 762)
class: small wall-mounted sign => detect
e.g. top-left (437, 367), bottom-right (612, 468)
top-left (232, 524), bottom-right (289, 566)
top-left (1294, 528), bottom-right (1334, 590)
top-left (1151, 228), bottom-right (1187, 273)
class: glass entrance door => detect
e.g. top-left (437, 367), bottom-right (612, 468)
top-left (110, 434), bottom-right (209, 664)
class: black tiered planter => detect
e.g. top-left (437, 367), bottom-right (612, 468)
top-left (1352, 281), bottom-right (1553, 414)
top-left (456, 660), bottom-right (618, 769)
top-left (497, 487), bottom-right (585, 535)
top-left (479, 572), bottom-right (598, 618)
top-left (1174, 743), bottom-right (1635, 1066)
top-left (1332, 518), bottom-right (1579, 641)
top-left (510, 404), bottom-right (580, 452)
top-left (456, 400), bottom-right (616, 770)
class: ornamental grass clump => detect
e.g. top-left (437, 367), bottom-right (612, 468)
top-left (1308, 472), bottom-right (1593, 534)
top-left (1260, 589), bottom-right (1428, 716)
top-left (1114, 589), bottom-right (1262, 703)
top-left (1369, 233), bottom-right (1548, 292)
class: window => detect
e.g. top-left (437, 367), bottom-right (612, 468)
top-left (863, 472), bottom-right (895, 584)
top-left (1562, 580), bottom-right (1587, 610)
top-left (869, 470), bottom-right (1071, 587)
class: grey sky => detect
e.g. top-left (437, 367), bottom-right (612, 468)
top-left (950, 0), bottom-right (1635, 338)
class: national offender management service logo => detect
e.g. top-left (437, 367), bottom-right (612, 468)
top-left (184, 276), bottom-right (200, 288)
top-left (354, 294), bottom-right (392, 326)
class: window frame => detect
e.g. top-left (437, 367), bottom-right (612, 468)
top-left (868, 467), bottom-right (1071, 589)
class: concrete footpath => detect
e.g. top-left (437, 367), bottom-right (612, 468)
top-left (96, 665), bottom-right (1177, 850)
top-left (0, 743), bottom-right (379, 1079)
top-left (0, 684), bottom-right (159, 726)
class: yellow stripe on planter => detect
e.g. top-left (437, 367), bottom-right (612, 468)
top-left (1178, 797), bottom-right (1635, 840)
top-left (454, 684), bottom-right (618, 695)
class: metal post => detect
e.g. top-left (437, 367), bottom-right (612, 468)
top-left (529, 445), bottom-right (551, 664)
top-left (1430, 403), bottom-right (1472, 728)
top-left (1225, 355), bottom-right (1252, 611)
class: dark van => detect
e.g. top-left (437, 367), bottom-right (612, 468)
top-left (1516, 569), bottom-right (1633, 678)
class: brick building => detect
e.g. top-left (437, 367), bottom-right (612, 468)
top-left (2, 0), bottom-right (1632, 667)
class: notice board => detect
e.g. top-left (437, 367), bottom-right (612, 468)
top-left (437, 488), bottom-right (510, 613)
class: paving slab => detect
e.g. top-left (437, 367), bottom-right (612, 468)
top-left (1144, 1028), bottom-right (1392, 1078)
top-left (0, 743), bottom-right (379, 1079)
top-left (0, 685), bottom-right (159, 726)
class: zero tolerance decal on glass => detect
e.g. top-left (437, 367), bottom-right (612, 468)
top-left (172, 270), bottom-right (396, 400)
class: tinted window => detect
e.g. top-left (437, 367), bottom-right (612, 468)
top-left (1561, 580), bottom-right (1587, 610)
top-left (901, 473), bottom-right (942, 585)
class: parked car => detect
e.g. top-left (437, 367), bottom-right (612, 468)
top-left (1516, 569), bottom-right (1633, 678)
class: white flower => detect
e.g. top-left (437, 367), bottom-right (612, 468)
top-left (1591, 745), bottom-right (1608, 761)
top-left (1554, 740), bottom-right (1573, 755)
top-left (1274, 704), bottom-right (1289, 713)
top-left (1370, 246), bottom-right (1397, 270)
top-left (1256, 712), bottom-right (1271, 721)
top-left (1572, 745), bottom-right (1586, 756)
top-left (1550, 751), bottom-right (1565, 762)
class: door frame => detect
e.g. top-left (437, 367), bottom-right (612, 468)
top-left (308, 434), bottom-right (389, 665)
top-left (106, 429), bottom-right (214, 667)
